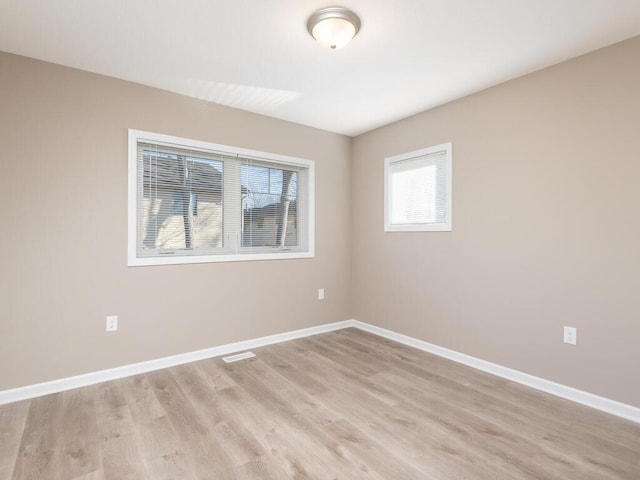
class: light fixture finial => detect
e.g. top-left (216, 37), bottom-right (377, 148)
top-left (307, 6), bottom-right (361, 50)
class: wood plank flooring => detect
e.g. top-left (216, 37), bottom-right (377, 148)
top-left (1, 328), bottom-right (639, 479)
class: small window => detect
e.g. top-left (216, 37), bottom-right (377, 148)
top-left (384, 142), bottom-right (452, 232)
top-left (128, 130), bottom-right (315, 266)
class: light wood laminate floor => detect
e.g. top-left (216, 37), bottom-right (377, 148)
top-left (1, 328), bottom-right (639, 479)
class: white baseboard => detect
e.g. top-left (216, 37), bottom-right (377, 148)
top-left (2, 318), bottom-right (638, 425)
top-left (0, 320), bottom-right (353, 406)
top-left (351, 320), bottom-right (640, 424)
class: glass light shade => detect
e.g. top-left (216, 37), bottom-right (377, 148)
top-left (307, 7), bottom-right (361, 50)
top-left (311, 17), bottom-right (356, 49)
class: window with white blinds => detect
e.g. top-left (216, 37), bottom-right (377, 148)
top-left (128, 130), bottom-right (314, 266)
top-left (384, 142), bottom-right (452, 232)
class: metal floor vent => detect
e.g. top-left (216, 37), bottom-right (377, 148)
top-left (222, 351), bottom-right (256, 363)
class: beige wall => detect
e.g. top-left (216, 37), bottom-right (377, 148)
top-left (352, 36), bottom-right (640, 407)
top-left (0, 52), bottom-right (351, 391)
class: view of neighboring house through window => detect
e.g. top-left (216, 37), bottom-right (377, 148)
top-left (241, 162), bottom-right (298, 248)
top-left (128, 130), bottom-right (314, 266)
top-left (173, 192), bottom-right (198, 216)
top-left (140, 146), bottom-right (223, 252)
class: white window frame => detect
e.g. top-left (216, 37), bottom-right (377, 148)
top-left (128, 129), bottom-right (315, 266)
top-left (384, 142), bottom-right (452, 232)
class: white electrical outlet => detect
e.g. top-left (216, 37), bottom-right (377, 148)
top-left (106, 315), bottom-right (118, 332)
top-left (563, 326), bottom-right (577, 345)
top-left (318, 288), bottom-right (325, 300)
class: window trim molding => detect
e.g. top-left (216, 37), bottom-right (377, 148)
top-left (127, 129), bottom-right (315, 266)
top-left (384, 142), bottom-right (452, 232)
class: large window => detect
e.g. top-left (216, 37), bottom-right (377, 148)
top-left (128, 130), bottom-right (314, 266)
top-left (384, 142), bottom-right (452, 232)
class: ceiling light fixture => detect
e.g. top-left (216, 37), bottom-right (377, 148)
top-left (307, 6), bottom-right (361, 50)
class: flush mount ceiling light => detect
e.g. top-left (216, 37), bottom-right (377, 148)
top-left (307, 6), bottom-right (361, 50)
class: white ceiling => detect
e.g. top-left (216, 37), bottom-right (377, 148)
top-left (1, 1), bottom-right (640, 136)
